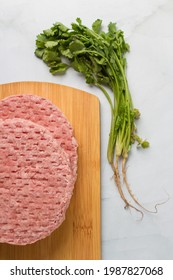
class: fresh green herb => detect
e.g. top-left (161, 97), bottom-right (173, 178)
top-left (35, 18), bottom-right (153, 217)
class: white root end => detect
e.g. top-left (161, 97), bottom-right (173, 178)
top-left (111, 157), bottom-right (144, 219)
top-left (121, 157), bottom-right (168, 214)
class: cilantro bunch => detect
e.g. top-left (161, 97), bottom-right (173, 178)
top-left (35, 18), bottom-right (150, 216)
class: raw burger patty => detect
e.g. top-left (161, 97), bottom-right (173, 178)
top-left (0, 118), bottom-right (73, 245)
top-left (0, 94), bottom-right (78, 181)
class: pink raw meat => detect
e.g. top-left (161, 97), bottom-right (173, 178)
top-left (0, 118), bottom-right (73, 245)
top-left (0, 94), bottom-right (78, 182)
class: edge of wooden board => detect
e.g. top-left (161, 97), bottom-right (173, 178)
top-left (0, 81), bottom-right (100, 102)
top-left (0, 81), bottom-right (101, 260)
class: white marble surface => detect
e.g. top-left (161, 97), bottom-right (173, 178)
top-left (0, 0), bottom-right (173, 260)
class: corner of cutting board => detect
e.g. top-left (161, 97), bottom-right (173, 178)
top-left (0, 81), bottom-right (100, 105)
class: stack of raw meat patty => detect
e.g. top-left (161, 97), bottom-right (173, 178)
top-left (0, 94), bottom-right (78, 245)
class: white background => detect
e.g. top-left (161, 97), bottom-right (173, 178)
top-left (0, 260), bottom-right (171, 279)
top-left (0, 0), bottom-right (173, 260)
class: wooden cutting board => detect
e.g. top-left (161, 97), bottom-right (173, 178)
top-left (0, 81), bottom-right (101, 260)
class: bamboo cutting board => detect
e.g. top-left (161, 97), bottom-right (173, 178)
top-left (0, 81), bottom-right (101, 260)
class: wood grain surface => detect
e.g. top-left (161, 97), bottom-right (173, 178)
top-left (0, 81), bottom-right (101, 260)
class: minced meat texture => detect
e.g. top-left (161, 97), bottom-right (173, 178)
top-left (0, 94), bottom-right (78, 182)
top-left (0, 118), bottom-right (73, 245)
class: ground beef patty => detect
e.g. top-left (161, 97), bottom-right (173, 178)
top-left (0, 118), bottom-right (73, 245)
top-left (0, 94), bottom-right (78, 181)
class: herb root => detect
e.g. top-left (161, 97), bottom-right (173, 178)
top-left (35, 18), bottom-right (161, 217)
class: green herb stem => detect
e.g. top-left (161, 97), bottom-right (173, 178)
top-left (35, 18), bottom-right (150, 214)
top-left (96, 83), bottom-right (113, 113)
